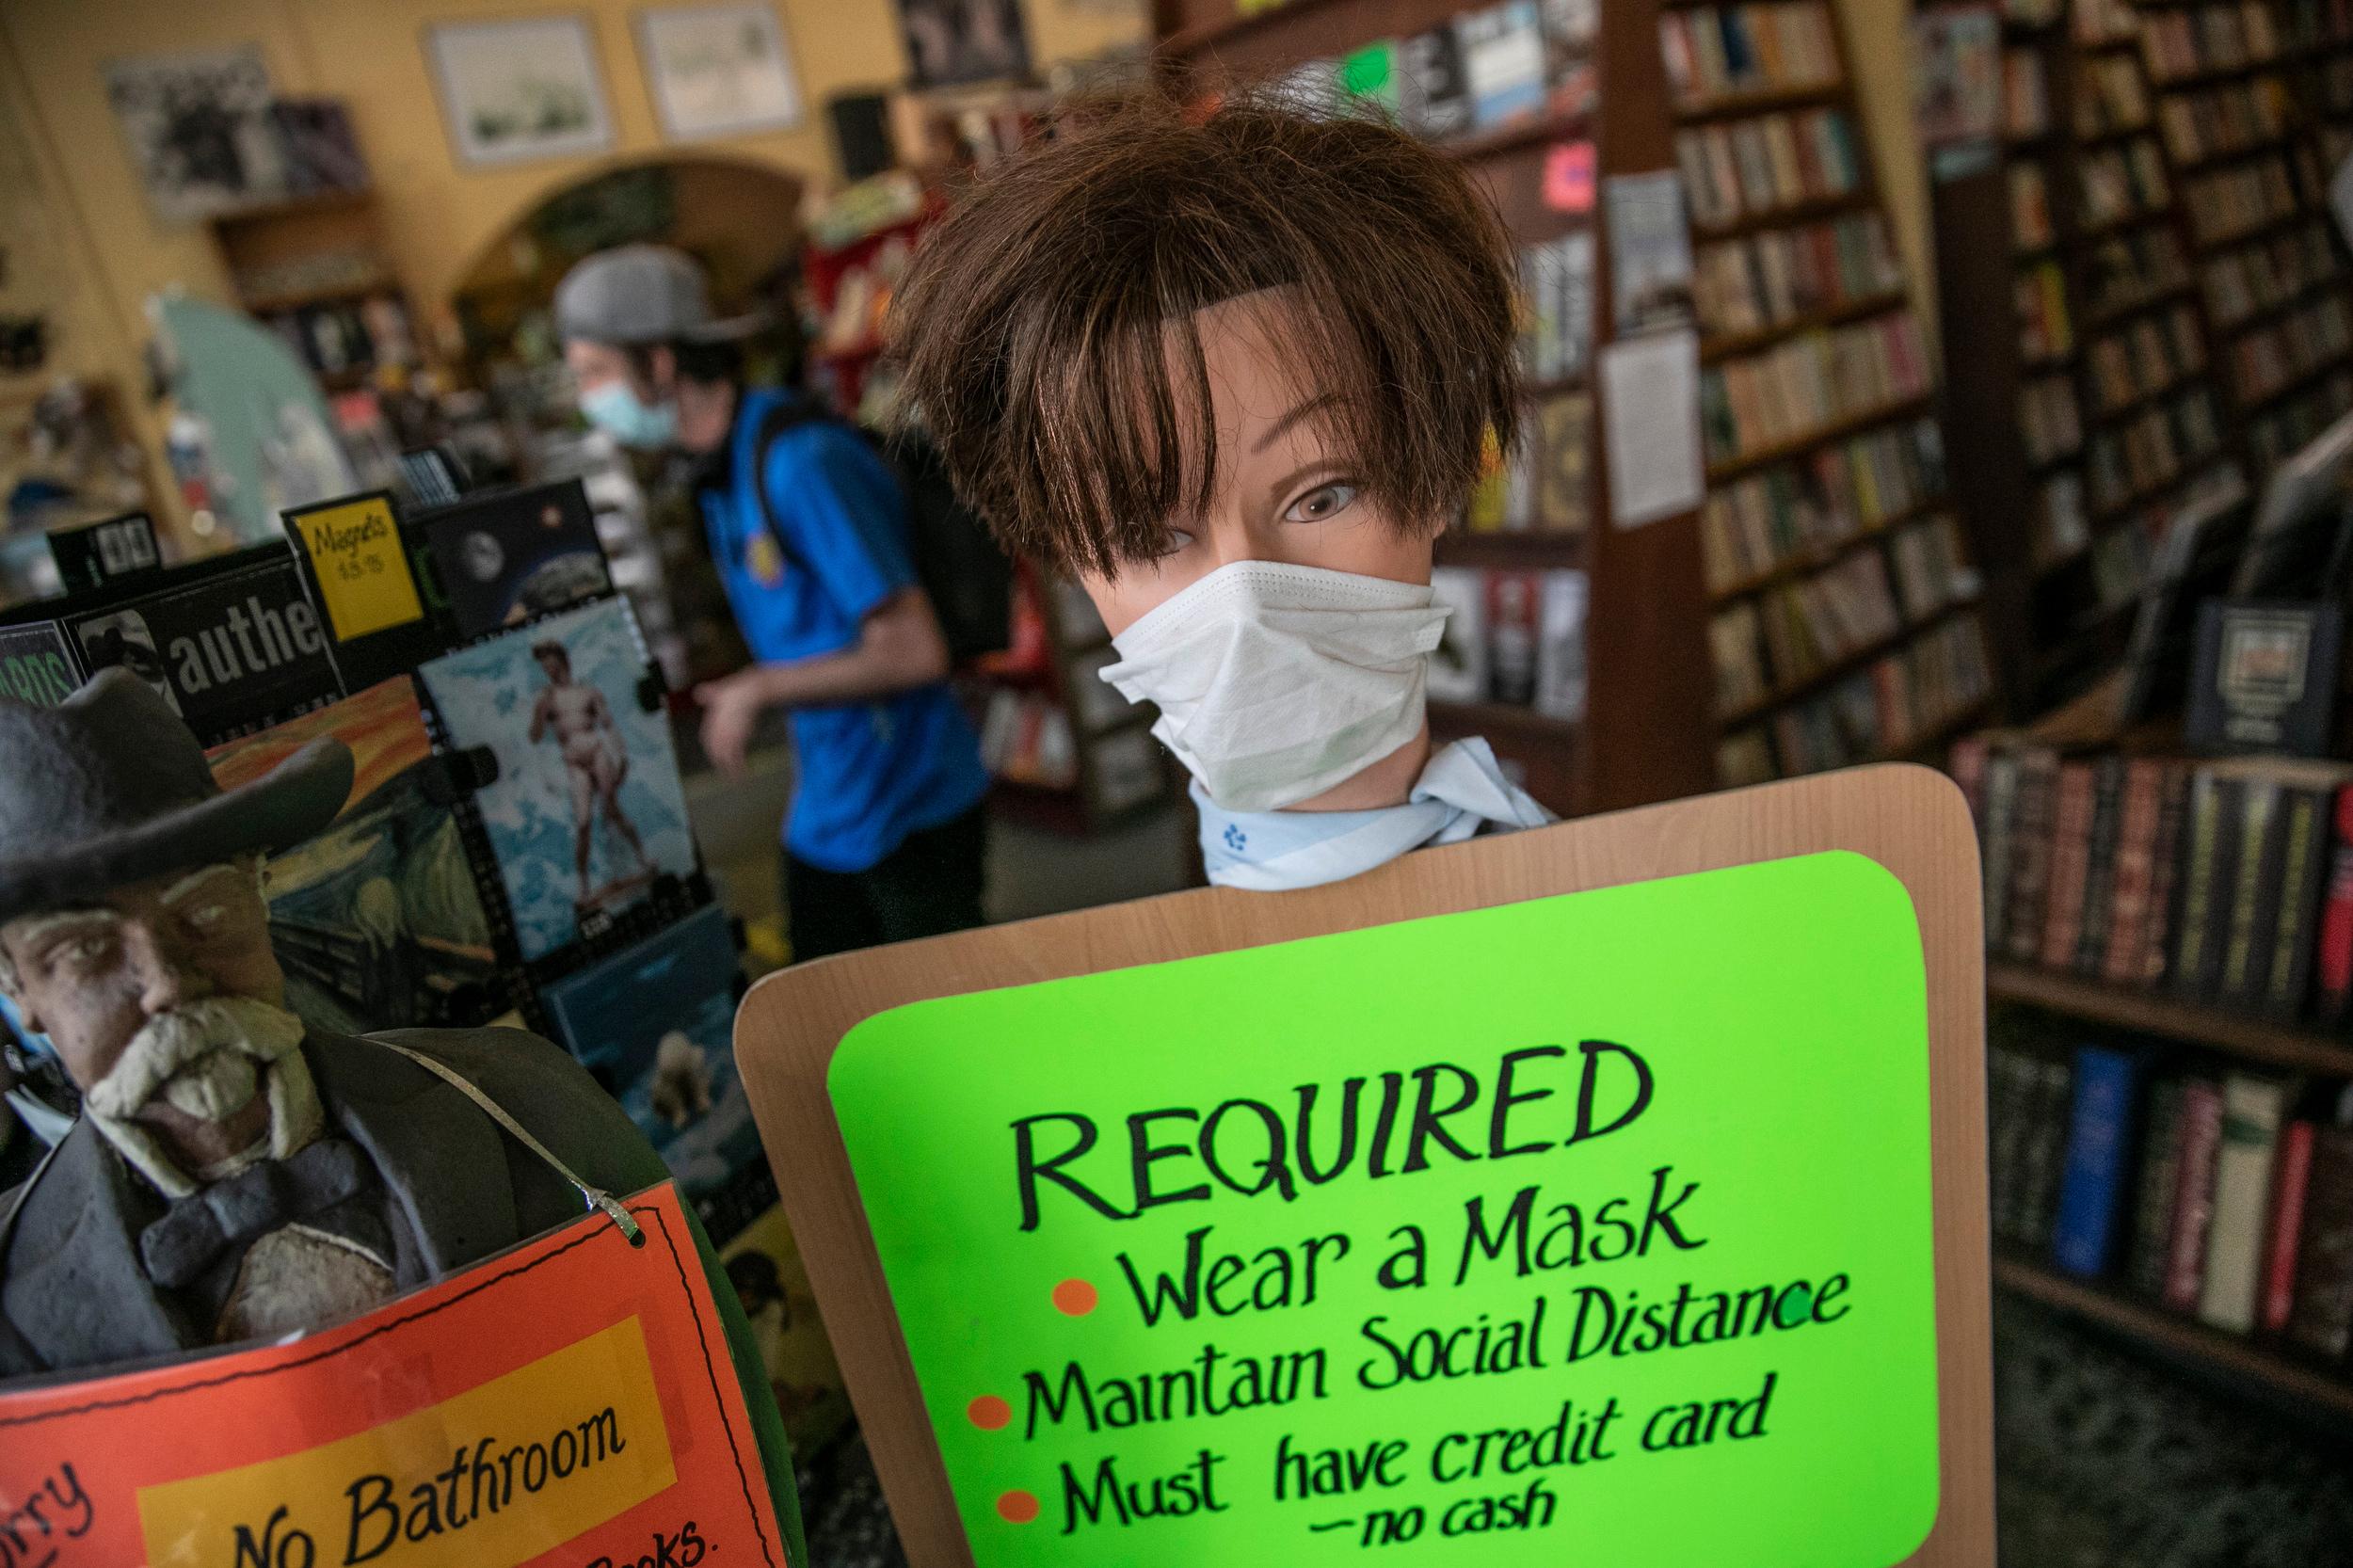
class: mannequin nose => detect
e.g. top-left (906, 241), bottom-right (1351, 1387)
top-left (128, 924), bottom-right (212, 1017)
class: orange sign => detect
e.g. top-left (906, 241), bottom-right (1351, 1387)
top-left (0, 1182), bottom-right (790, 1568)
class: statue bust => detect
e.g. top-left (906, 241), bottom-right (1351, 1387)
top-left (0, 669), bottom-right (804, 1568)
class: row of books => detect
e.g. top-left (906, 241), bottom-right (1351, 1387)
top-left (2139, 1), bottom-right (2285, 83)
top-left (2247, 366), bottom-right (2353, 472)
top-left (2087, 301), bottom-right (2207, 413)
top-left (1516, 231), bottom-right (1596, 382)
top-left (2081, 228), bottom-right (2191, 324)
top-left (2157, 72), bottom-right (2293, 166)
top-left (2283, 0), bottom-right (2353, 50)
top-left (1657, 3), bottom-right (1841, 104)
top-left (1954, 746), bottom-right (2353, 1019)
top-left (2005, 48), bottom-right (2050, 138)
top-left (2070, 0), bottom-right (2137, 46)
top-left (1676, 106), bottom-right (1865, 231)
top-left (2076, 51), bottom-right (2153, 137)
top-left (2011, 161), bottom-right (2057, 249)
top-left (2089, 388), bottom-right (2226, 513)
top-left (2078, 137), bottom-right (2173, 232)
top-left (2185, 153), bottom-right (2299, 246)
top-left (1691, 211), bottom-right (1904, 340)
top-left (1699, 312), bottom-right (1930, 465)
top-left (1293, 0), bottom-right (1597, 143)
top-left (1712, 547), bottom-right (1905, 709)
top-left (1698, 415), bottom-right (1948, 591)
top-left (2002, 0), bottom-right (2062, 29)
top-left (2017, 260), bottom-right (2074, 362)
top-left (1427, 567), bottom-right (1587, 718)
top-left (2202, 219), bottom-right (2341, 328)
top-left (1987, 1034), bottom-right (2353, 1362)
top-left (1464, 390), bottom-right (1592, 535)
top-left (1708, 516), bottom-right (1977, 702)
top-left (2022, 373), bottom-right (2086, 466)
top-left (1715, 611), bottom-right (1992, 782)
top-left (2233, 294), bottom-right (2353, 403)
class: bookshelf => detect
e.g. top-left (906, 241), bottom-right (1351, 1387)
top-left (1989, 960), bottom-right (2353, 1075)
top-left (1940, 0), bottom-right (2353, 711)
top-left (1665, 1), bottom-right (1997, 788)
top-left (1994, 1252), bottom-right (2353, 1419)
top-left (1955, 736), bottom-right (2353, 1422)
top-left (1154, 0), bottom-right (1718, 816)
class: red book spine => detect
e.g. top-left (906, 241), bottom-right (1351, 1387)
top-left (2313, 784), bottom-right (2353, 1023)
top-left (2164, 1080), bottom-right (2226, 1312)
top-left (2041, 762), bottom-right (2097, 969)
top-left (2262, 1119), bottom-right (2316, 1335)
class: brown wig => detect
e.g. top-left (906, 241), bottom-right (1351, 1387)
top-left (887, 91), bottom-right (1521, 579)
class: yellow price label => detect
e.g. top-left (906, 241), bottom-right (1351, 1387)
top-left (292, 495), bottom-right (424, 641)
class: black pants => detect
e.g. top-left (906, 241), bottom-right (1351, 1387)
top-left (783, 805), bottom-right (987, 963)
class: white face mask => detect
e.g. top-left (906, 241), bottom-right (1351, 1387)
top-left (1099, 561), bottom-right (1450, 812)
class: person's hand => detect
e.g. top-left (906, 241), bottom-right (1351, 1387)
top-left (695, 670), bottom-right (769, 777)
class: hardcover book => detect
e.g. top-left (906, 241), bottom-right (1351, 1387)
top-left (2198, 1074), bottom-right (2288, 1332)
top-left (2163, 1079), bottom-right (2227, 1312)
top-left (2052, 1046), bottom-right (2142, 1277)
top-left (2185, 600), bottom-right (2342, 755)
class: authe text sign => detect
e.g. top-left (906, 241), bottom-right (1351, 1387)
top-left (829, 851), bottom-right (1942, 1568)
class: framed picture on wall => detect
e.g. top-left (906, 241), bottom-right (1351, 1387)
top-left (892, 0), bottom-right (1032, 88)
top-left (636, 5), bottom-right (805, 140)
top-left (425, 15), bottom-right (615, 167)
top-left (104, 45), bottom-right (289, 220)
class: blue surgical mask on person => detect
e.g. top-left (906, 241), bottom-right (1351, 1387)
top-left (580, 381), bottom-right (679, 450)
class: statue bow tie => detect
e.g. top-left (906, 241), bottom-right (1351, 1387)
top-left (139, 1137), bottom-right (370, 1289)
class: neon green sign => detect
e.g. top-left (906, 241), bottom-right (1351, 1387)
top-left (830, 851), bottom-right (1941, 1566)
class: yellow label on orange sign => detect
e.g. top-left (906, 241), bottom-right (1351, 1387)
top-left (136, 1316), bottom-right (676, 1567)
top-left (291, 494), bottom-right (424, 640)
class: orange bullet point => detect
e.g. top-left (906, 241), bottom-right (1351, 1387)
top-left (998, 1489), bottom-right (1040, 1524)
top-left (968, 1394), bottom-right (1012, 1430)
top-left (1051, 1278), bottom-right (1097, 1316)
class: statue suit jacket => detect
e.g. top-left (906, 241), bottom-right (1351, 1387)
top-left (0, 1026), bottom-right (807, 1560)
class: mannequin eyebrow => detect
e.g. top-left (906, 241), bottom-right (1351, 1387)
top-left (160, 865), bottom-right (244, 906)
top-left (13, 910), bottom-right (119, 944)
top-left (1251, 393), bottom-right (1341, 454)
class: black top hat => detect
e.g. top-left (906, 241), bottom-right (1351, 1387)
top-left (0, 668), bottom-right (353, 926)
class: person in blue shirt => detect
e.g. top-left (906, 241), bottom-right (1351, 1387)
top-left (555, 246), bottom-right (990, 959)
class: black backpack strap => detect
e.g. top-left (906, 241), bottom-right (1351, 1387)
top-left (745, 396), bottom-right (824, 576)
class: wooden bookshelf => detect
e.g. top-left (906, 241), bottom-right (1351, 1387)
top-left (1934, 0), bottom-right (2246, 715)
top-left (1993, 1255), bottom-right (2353, 1420)
top-left (1155, 0), bottom-right (1716, 817)
top-left (1671, 0), bottom-right (1993, 788)
top-left (1987, 961), bottom-right (2353, 1076)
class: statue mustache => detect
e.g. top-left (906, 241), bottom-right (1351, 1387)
top-left (84, 997), bottom-right (307, 1125)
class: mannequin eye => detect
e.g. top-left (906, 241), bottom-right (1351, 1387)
top-left (1151, 528), bottom-right (1199, 560)
top-left (1284, 483), bottom-right (1360, 523)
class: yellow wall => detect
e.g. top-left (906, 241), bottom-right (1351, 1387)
top-left (1, 0), bottom-right (1142, 353)
top-left (1836, 0), bottom-right (1936, 358)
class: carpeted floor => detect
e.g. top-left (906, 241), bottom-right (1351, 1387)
top-left (1992, 1298), bottom-right (2353, 1568)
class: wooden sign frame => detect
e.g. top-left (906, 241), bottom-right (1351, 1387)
top-left (736, 762), bottom-right (1993, 1567)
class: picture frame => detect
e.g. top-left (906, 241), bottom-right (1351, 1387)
top-left (103, 45), bottom-right (288, 222)
top-left (636, 4), bottom-right (805, 140)
top-left (425, 16), bottom-right (615, 168)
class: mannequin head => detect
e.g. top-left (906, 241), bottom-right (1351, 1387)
top-left (892, 95), bottom-right (1519, 808)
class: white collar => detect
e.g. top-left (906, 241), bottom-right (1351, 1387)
top-left (1195, 738), bottom-right (1554, 892)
